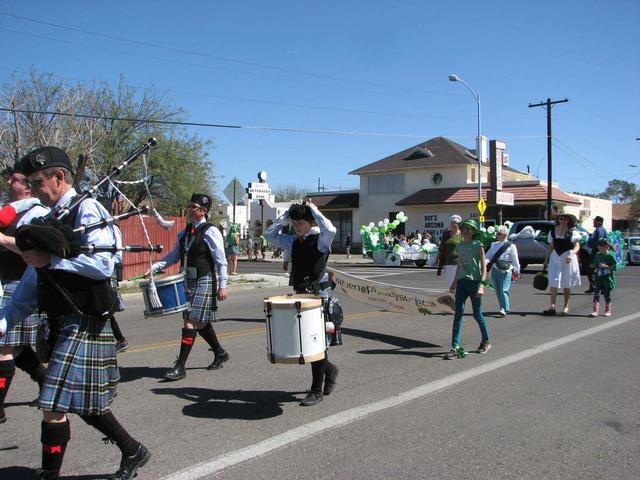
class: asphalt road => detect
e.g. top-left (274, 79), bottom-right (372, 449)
top-left (1, 264), bottom-right (639, 479)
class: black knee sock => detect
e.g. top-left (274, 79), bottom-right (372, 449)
top-left (80, 411), bottom-right (138, 456)
top-left (41, 420), bottom-right (70, 474)
top-left (197, 323), bottom-right (223, 354)
top-left (177, 328), bottom-right (197, 366)
top-left (110, 316), bottom-right (125, 343)
top-left (14, 347), bottom-right (46, 386)
top-left (310, 359), bottom-right (327, 394)
top-left (0, 359), bottom-right (16, 416)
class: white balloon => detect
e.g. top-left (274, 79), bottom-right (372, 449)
top-left (368, 222), bottom-right (375, 228)
top-left (378, 221), bottom-right (384, 227)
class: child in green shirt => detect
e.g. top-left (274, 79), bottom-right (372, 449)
top-left (444, 219), bottom-right (491, 359)
top-left (589, 238), bottom-right (617, 317)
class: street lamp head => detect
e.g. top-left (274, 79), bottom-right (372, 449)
top-left (448, 74), bottom-right (459, 82)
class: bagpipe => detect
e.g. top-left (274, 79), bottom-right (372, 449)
top-left (15, 138), bottom-right (159, 258)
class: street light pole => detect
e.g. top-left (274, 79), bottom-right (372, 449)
top-left (449, 74), bottom-right (482, 223)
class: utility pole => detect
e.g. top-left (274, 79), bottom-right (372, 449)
top-left (528, 98), bottom-right (568, 220)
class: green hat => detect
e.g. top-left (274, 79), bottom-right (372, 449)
top-left (460, 219), bottom-right (479, 233)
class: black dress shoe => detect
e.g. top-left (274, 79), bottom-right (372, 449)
top-left (0, 412), bottom-right (6, 424)
top-left (115, 339), bottom-right (129, 353)
top-left (207, 350), bottom-right (230, 370)
top-left (323, 365), bottom-right (339, 396)
top-left (109, 443), bottom-right (151, 480)
top-left (163, 363), bottom-right (186, 381)
top-left (39, 470), bottom-right (60, 480)
top-left (300, 391), bottom-right (323, 406)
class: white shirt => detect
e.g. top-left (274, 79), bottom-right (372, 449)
top-left (152, 218), bottom-right (228, 289)
top-left (264, 205), bottom-right (336, 255)
top-left (486, 240), bottom-right (521, 274)
top-left (1, 188), bottom-right (117, 334)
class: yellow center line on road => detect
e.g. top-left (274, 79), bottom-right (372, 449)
top-left (124, 310), bottom-right (387, 354)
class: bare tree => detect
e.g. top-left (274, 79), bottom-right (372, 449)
top-left (0, 69), bottom-right (217, 214)
top-left (272, 184), bottom-right (310, 202)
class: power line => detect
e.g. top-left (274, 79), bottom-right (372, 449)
top-left (0, 11), bottom-right (461, 99)
top-left (1, 106), bottom-right (547, 141)
top-left (0, 106), bottom-right (431, 138)
top-left (0, 26), bottom-right (463, 105)
top-left (0, 67), bottom-right (460, 121)
top-left (552, 136), bottom-right (606, 173)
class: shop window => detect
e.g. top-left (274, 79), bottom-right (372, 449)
top-left (368, 174), bottom-right (405, 195)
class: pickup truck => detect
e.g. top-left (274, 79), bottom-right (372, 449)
top-left (508, 220), bottom-right (591, 273)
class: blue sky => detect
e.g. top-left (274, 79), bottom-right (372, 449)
top-left (1, 0), bottom-right (638, 199)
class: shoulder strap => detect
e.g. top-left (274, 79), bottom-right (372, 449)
top-left (487, 241), bottom-right (512, 271)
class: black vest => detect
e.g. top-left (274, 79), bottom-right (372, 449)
top-left (290, 234), bottom-right (329, 293)
top-left (551, 228), bottom-right (575, 256)
top-left (179, 223), bottom-right (217, 280)
top-left (37, 198), bottom-right (116, 320)
top-left (0, 211), bottom-right (28, 281)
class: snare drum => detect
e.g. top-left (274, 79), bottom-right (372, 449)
top-left (139, 273), bottom-right (189, 317)
top-left (264, 294), bottom-right (327, 364)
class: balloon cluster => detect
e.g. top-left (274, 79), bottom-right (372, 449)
top-left (359, 212), bottom-right (408, 255)
top-left (475, 225), bottom-right (497, 249)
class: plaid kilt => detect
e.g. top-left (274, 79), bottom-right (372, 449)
top-left (0, 280), bottom-right (44, 348)
top-left (183, 274), bottom-right (217, 324)
top-left (38, 314), bottom-right (119, 415)
top-left (111, 273), bottom-right (125, 312)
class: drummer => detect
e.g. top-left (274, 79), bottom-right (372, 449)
top-left (265, 201), bottom-right (339, 406)
top-left (149, 193), bottom-right (230, 382)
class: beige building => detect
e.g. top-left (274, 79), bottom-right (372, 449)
top-left (307, 136), bottom-right (609, 250)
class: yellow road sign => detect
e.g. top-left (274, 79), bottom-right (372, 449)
top-left (479, 215), bottom-right (485, 223)
top-left (477, 198), bottom-right (487, 215)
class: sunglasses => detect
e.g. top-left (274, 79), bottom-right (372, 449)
top-left (28, 176), bottom-right (52, 188)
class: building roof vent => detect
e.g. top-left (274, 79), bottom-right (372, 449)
top-left (403, 147), bottom-right (434, 161)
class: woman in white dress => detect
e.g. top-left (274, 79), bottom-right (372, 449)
top-left (542, 214), bottom-right (582, 315)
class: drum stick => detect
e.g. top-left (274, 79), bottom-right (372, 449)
top-left (127, 270), bottom-right (166, 281)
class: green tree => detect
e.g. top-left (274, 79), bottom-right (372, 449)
top-left (629, 193), bottom-right (640, 223)
top-left (0, 69), bottom-right (217, 213)
top-left (598, 179), bottom-right (638, 204)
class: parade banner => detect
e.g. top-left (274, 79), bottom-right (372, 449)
top-left (329, 268), bottom-right (455, 315)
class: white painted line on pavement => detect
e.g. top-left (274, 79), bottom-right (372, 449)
top-left (161, 312), bottom-right (639, 480)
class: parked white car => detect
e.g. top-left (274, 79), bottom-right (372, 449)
top-left (627, 237), bottom-right (640, 265)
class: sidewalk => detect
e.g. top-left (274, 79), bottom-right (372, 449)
top-left (238, 253), bottom-right (374, 265)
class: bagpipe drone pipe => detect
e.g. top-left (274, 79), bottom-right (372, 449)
top-left (15, 139), bottom-right (158, 259)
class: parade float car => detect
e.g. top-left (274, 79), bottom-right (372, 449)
top-left (508, 220), bottom-right (591, 273)
top-left (372, 246), bottom-right (437, 268)
top-left (627, 237), bottom-right (640, 265)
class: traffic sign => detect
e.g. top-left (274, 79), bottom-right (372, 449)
top-left (477, 198), bottom-right (487, 215)
top-left (223, 177), bottom-right (244, 205)
top-left (246, 182), bottom-right (271, 200)
top-left (479, 215), bottom-right (485, 223)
